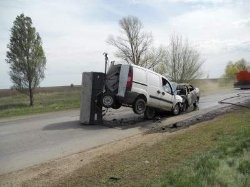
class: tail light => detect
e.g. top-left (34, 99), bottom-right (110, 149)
top-left (126, 71), bottom-right (133, 89)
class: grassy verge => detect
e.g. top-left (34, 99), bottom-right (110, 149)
top-left (51, 110), bottom-right (250, 187)
top-left (148, 118), bottom-right (250, 186)
top-left (0, 88), bottom-right (80, 118)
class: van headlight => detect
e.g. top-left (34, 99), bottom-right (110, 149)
top-left (176, 95), bottom-right (183, 103)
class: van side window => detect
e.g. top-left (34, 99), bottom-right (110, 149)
top-left (162, 78), bottom-right (172, 94)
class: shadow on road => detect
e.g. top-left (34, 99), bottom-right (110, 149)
top-left (43, 112), bottom-right (193, 131)
top-left (43, 120), bottom-right (108, 131)
top-left (43, 107), bottom-right (200, 131)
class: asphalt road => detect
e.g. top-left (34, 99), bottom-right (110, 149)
top-left (0, 89), bottom-right (249, 175)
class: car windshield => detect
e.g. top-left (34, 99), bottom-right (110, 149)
top-left (170, 82), bottom-right (178, 92)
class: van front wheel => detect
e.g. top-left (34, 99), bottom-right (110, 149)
top-left (173, 103), bottom-right (180, 115)
top-left (144, 107), bottom-right (156, 119)
top-left (133, 98), bottom-right (146, 115)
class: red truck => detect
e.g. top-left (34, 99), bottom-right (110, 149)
top-left (234, 70), bottom-right (250, 89)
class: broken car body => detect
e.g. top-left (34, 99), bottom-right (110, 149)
top-left (172, 83), bottom-right (200, 112)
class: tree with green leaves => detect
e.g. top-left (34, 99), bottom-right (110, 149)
top-left (6, 14), bottom-right (46, 106)
top-left (223, 58), bottom-right (249, 79)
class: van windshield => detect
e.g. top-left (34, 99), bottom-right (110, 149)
top-left (170, 82), bottom-right (178, 92)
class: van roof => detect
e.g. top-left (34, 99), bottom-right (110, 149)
top-left (122, 63), bottom-right (170, 81)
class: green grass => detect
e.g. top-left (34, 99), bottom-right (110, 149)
top-left (149, 126), bottom-right (250, 187)
top-left (42, 110), bottom-right (249, 187)
top-left (0, 88), bottom-right (80, 118)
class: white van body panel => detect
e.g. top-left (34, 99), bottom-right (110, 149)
top-left (146, 71), bottom-right (161, 107)
top-left (131, 66), bottom-right (150, 101)
top-left (113, 63), bottom-right (183, 112)
top-left (131, 87), bottom-right (149, 100)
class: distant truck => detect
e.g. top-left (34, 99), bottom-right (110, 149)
top-left (234, 70), bottom-right (250, 89)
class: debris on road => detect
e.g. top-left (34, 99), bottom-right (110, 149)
top-left (148, 99), bottom-right (250, 134)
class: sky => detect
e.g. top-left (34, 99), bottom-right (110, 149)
top-left (0, 0), bottom-right (250, 88)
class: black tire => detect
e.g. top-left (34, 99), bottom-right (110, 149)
top-left (182, 101), bottom-right (188, 113)
top-left (193, 97), bottom-right (199, 108)
top-left (133, 98), bottom-right (146, 115)
top-left (144, 107), bottom-right (156, 120)
top-left (101, 93), bottom-right (114, 108)
top-left (173, 103), bottom-right (180, 115)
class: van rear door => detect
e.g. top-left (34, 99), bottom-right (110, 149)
top-left (117, 64), bottom-right (130, 97)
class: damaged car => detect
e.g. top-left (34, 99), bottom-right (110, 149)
top-left (100, 63), bottom-right (183, 119)
top-left (172, 83), bottom-right (200, 112)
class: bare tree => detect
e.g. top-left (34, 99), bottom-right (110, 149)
top-left (107, 16), bottom-right (153, 67)
top-left (140, 46), bottom-right (168, 70)
top-left (163, 34), bottom-right (203, 82)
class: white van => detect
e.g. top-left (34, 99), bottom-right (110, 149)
top-left (100, 64), bottom-right (183, 119)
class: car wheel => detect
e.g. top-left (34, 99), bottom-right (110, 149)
top-left (133, 98), bottom-right (146, 115)
top-left (173, 103), bottom-right (180, 115)
top-left (101, 93), bottom-right (114, 108)
top-left (182, 101), bottom-right (188, 112)
top-left (144, 107), bottom-right (156, 120)
top-left (193, 98), bottom-right (199, 108)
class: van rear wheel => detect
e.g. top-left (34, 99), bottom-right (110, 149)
top-left (101, 93), bottom-right (114, 108)
top-left (144, 107), bottom-right (156, 120)
top-left (133, 98), bottom-right (146, 115)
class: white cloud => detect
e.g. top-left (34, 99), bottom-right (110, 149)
top-left (131, 0), bottom-right (234, 5)
top-left (0, 0), bottom-right (118, 88)
top-left (147, 2), bottom-right (250, 77)
top-left (168, 0), bottom-right (232, 3)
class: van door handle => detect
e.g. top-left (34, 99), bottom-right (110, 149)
top-left (162, 92), bottom-right (165, 95)
top-left (157, 90), bottom-right (161, 94)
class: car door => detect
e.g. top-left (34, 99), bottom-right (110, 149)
top-left (188, 85), bottom-right (196, 104)
top-left (147, 72), bottom-right (161, 108)
top-left (159, 78), bottom-right (174, 110)
top-left (186, 85), bottom-right (193, 105)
